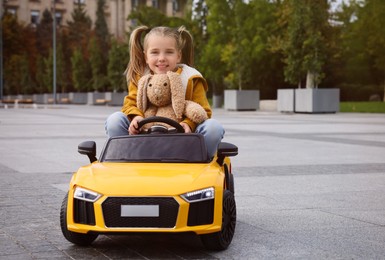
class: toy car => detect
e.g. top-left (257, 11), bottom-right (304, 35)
top-left (60, 116), bottom-right (238, 250)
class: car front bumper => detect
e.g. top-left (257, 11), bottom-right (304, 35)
top-left (66, 190), bottom-right (224, 235)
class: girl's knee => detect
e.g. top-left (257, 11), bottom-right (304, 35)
top-left (200, 119), bottom-right (225, 138)
top-left (105, 112), bottom-right (129, 137)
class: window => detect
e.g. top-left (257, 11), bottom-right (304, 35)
top-left (173, 0), bottom-right (180, 12)
top-left (74, 0), bottom-right (85, 4)
top-left (55, 12), bottom-right (62, 25)
top-left (152, 0), bottom-right (158, 8)
top-left (7, 8), bottom-right (17, 16)
top-left (131, 0), bottom-right (139, 8)
top-left (31, 10), bottom-right (40, 25)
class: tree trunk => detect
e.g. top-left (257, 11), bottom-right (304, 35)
top-left (306, 70), bottom-right (315, 89)
top-left (383, 81), bottom-right (385, 102)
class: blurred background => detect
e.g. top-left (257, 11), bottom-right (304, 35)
top-left (1, 0), bottom-right (384, 105)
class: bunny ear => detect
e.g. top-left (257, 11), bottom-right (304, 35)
top-left (137, 74), bottom-right (152, 112)
top-left (167, 71), bottom-right (185, 119)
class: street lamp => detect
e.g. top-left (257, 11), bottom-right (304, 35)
top-left (0, 0), bottom-right (4, 101)
top-left (52, 0), bottom-right (57, 104)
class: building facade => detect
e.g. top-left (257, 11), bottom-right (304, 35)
top-left (2, 0), bottom-right (188, 38)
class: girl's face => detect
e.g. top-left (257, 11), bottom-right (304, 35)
top-left (144, 34), bottom-right (181, 74)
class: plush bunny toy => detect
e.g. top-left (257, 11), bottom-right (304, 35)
top-left (137, 71), bottom-right (208, 129)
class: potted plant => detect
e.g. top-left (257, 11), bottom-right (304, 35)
top-left (276, 1), bottom-right (339, 113)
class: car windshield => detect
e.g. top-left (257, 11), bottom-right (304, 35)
top-left (101, 134), bottom-right (208, 163)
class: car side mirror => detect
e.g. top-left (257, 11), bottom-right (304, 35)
top-left (78, 141), bottom-right (97, 163)
top-left (216, 142), bottom-right (238, 165)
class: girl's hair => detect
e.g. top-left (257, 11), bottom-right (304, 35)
top-left (126, 25), bottom-right (194, 85)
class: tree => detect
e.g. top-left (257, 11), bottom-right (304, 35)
top-left (71, 48), bottom-right (90, 92)
top-left (36, 9), bottom-right (53, 58)
top-left (44, 50), bottom-right (54, 93)
top-left (35, 55), bottom-right (47, 93)
top-left (277, 0), bottom-right (330, 88)
top-left (2, 13), bottom-right (25, 95)
top-left (20, 54), bottom-right (34, 95)
top-left (108, 39), bottom-right (129, 92)
top-left (128, 5), bottom-right (170, 29)
top-left (199, 0), bottom-right (233, 94)
top-left (89, 37), bottom-right (108, 91)
top-left (91, 0), bottom-right (110, 92)
top-left (94, 0), bottom-right (110, 48)
top-left (202, 0), bottom-right (285, 98)
top-left (355, 0), bottom-right (385, 100)
top-left (67, 2), bottom-right (92, 53)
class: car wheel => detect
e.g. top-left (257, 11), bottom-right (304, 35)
top-left (228, 172), bottom-right (235, 194)
top-left (200, 190), bottom-right (236, 250)
top-left (60, 193), bottom-right (98, 246)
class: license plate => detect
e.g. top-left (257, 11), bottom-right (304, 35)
top-left (121, 205), bottom-right (159, 217)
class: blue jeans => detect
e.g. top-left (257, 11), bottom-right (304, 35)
top-left (105, 112), bottom-right (225, 158)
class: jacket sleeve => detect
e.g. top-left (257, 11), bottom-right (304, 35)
top-left (121, 80), bottom-right (145, 120)
top-left (182, 77), bottom-right (212, 132)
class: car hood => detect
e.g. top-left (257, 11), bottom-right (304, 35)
top-left (71, 162), bottom-right (222, 196)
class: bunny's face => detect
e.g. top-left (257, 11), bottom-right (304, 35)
top-left (146, 74), bottom-right (172, 107)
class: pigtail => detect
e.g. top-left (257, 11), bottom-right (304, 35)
top-left (177, 26), bottom-right (194, 66)
top-left (126, 26), bottom-right (149, 86)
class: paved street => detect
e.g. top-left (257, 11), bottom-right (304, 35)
top-left (1, 104), bottom-right (385, 259)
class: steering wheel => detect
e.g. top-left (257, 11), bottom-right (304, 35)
top-left (137, 116), bottom-right (185, 134)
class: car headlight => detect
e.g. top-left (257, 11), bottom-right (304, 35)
top-left (181, 187), bottom-right (214, 203)
top-left (74, 187), bottom-right (101, 202)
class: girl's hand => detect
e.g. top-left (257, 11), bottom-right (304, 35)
top-left (129, 116), bottom-right (144, 135)
top-left (179, 122), bottom-right (191, 133)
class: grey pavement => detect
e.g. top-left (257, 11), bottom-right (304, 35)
top-left (1, 104), bottom-right (385, 259)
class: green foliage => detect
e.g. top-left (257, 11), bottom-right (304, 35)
top-left (107, 40), bottom-right (129, 92)
top-left (35, 55), bottom-right (46, 93)
top-left (278, 0), bottom-right (330, 87)
top-left (89, 37), bottom-right (108, 91)
top-left (128, 6), bottom-right (170, 28)
top-left (95, 0), bottom-right (110, 45)
top-left (88, 0), bottom-right (110, 92)
top-left (202, 0), bottom-right (285, 96)
top-left (56, 42), bottom-right (66, 93)
top-left (20, 55), bottom-right (34, 95)
top-left (71, 48), bottom-right (90, 92)
top-left (2, 13), bottom-right (25, 95)
top-left (36, 9), bottom-right (53, 58)
top-left (2, 0), bottom-right (385, 101)
top-left (340, 102), bottom-right (385, 113)
top-left (94, 0), bottom-right (110, 58)
top-left (67, 2), bottom-right (92, 53)
top-left (44, 50), bottom-right (54, 93)
top-left (199, 0), bottom-right (232, 93)
top-left (4, 55), bottom-right (23, 95)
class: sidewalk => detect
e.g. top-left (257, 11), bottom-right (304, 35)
top-left (1, 105), bottom-right (385, 259)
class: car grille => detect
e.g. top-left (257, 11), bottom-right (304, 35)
top-left (73, 198), bottom-right (96, 225)
top-left (187, 199), bottom-right (214, 226)
top-left (102, 197), bottom-right (179, 228)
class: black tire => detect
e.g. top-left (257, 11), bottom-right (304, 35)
top-left (60, 193), bottom-right (98, 246)
top-left (200, 190), bottom-right (236, 250)
top-left (228, 172), bottom-right (235, 194)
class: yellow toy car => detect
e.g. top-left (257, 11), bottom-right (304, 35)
top-left (60, 117), bottom-right (238, 250)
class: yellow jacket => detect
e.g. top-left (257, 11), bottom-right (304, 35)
top-left (121, 64), bottom-right (212, 132)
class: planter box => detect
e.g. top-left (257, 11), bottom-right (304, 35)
top-left (212, 94), bottom-right (223, 108)
top-left (277, 89), bottom-right (295, 112)
top-left (295, 88), bottom-right (340, 113)
top-left (69, 92), bottom-right (88, 104)
top-left (33, 93), bottom-right (53, 104)
top-left (33, 94), bottom-right (45, 104)
top-left (88, 92), bottom-right (107, 105)
top-left (224, 90), bottom-right (259, 111)
top-left (105, 92), bottom-right (127, 106)
top-left (57, 93), bottom-right (70, 104)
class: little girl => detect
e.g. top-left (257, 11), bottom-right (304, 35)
top-left (105, 25), bottom-right (224, 158)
